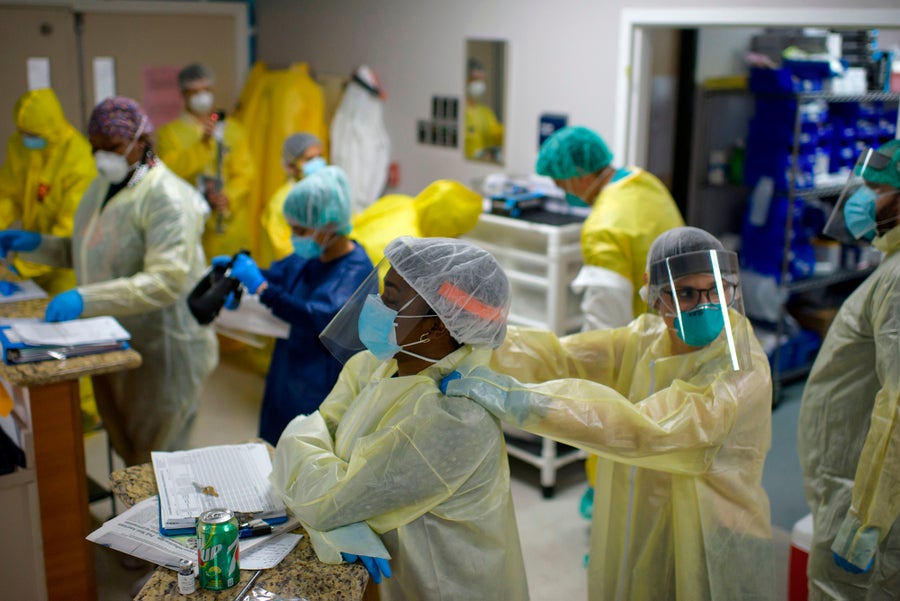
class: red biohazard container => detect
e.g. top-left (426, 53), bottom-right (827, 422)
top-left (788, 513), bottom-right (814, 601)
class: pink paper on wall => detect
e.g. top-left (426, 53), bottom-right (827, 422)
top-left (141, 66), bottom-right (183, 128)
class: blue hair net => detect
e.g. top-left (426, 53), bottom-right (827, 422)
top-left (535, 126), bottom-right (613, 180)
top-left (283, 166), bottom-right (353, 235)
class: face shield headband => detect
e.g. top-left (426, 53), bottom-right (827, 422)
top-left (823, 147), bottom-right (900, 243)
top-left (649, 250), bottom-right (750, 371)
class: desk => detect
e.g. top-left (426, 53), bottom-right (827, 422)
top-left (0, 298), bottom-right (142, 600)
top-left (110, 463), bottom-right (369, 600)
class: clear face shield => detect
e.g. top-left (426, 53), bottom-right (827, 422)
top-left (823, 147), bottom-right (900, 243)
top-left (646, 249), bottom-right (752, 371)
top-left (319, 258), bottom-right (439, 365)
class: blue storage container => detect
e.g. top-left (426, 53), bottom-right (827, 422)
top-left (749, 67), bottom-right (825, 94)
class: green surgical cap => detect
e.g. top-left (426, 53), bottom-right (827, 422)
top-left (535, 126), bottom-right (613, 180)
top-left (864, 139), bottom-right (900, 189)
top-left (283, 166), bottom-right (352, 235)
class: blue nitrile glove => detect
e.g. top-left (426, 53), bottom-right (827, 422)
top-left (443, 366), bottom-right (539, 426)
top-left (210, 255), bottom-right (232, 269)
top-left (831, 513), bottom-right (879, 574)
top-left (0, 230), bottom-right (41, 259)
top-left (341, 553), bottom-right (392, 584)
top-left (0, 280), bottom-right (22, 296)
top-left (833, 551), bottom-right (873, 574)
top-left (230, 252), bottom-right (265, 294)
top-left (223, 291), bottom-right (240, 310)
top-left (45, 289), bottom-right (84, 322)
top-left (440, 370), bottom-right (462, 394)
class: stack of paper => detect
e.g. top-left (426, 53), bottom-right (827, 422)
top-left (151, 443), bottom-right (288, 536)
top-left (0, 279), bottom-right (48, 304)
top-left (87, 496), bottom-right (302, 571)
top-left (0, 316), bottom-right (131, 364)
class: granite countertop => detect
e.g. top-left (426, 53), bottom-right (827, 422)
top-left (111, 464), bottom-right (369, 601)
top-left (0, 298), bottom-right (142, 387)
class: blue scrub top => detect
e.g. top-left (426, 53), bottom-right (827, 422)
top-left (257, 242), bottom-right (373, 444)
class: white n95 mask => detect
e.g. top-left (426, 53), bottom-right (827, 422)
top-left (467, 80), bottom-right (486, 98)
top-left (94, 150), bottom-right (132, 184)
top-left (189, 91), bottom-right (214, 114)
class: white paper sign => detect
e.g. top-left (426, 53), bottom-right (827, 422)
top-left (93, 56), bottom-right (116, 104)
top-left (27, 57), bottom-right (51, 90)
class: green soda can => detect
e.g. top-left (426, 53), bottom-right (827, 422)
top-left (197, 508), bottom-right (240, 590)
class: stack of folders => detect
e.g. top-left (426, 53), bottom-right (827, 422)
top-left (0, 316), bottom-right (131, 364)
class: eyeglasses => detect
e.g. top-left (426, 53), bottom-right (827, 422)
top-left (660, 282), bottom-right (736, 311)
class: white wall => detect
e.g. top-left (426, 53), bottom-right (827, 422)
top-left (256, 0), bottom-right (899, 195)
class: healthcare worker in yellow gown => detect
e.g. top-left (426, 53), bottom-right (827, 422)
top-left (537, 125), bottom-right (685, 507)
top-left (464, 58), bottom-right (503, 162)
top-left (444, 226), bottom-right (775, 601)
top-left (156, 62), bottom-right (255, 259)
top-left (0, 97), bottom-right (218, 466)
top-left (0, 88), bottom-right (95, 294)
top-left (271, 236), bottom-right (528, 600)
top-left (258, 132), bottom-right (326, 267)
top-left (798, 140), bottom-right (900, 599)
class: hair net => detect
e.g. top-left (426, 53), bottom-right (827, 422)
top-left (282, 133), bottom-right (322, 164)
top-left (863, 139), bottom-right (900, 189)
top-left (535, 126), bottom-right (613, 180)
top-left (88, 96), bottom-right (153, 140)
top-left (646, 226), bottom-right (729, 286)
top-left (178, 63), bottom-right (215, 89)
top-left (283, 165), bottom-right (353, 235)
top-left (414, 180), bottom-right (482, 237)
top-left (385, 236), bottom-right (510, 348)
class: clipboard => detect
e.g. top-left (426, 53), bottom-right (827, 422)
top-left (0, 322), bottom-right (130, 365)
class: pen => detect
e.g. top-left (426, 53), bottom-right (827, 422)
top-left (238, 523), bottom-right (272, 539)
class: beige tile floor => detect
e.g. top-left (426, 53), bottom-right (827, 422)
top-left (85, 356), bottom-right (791, 600)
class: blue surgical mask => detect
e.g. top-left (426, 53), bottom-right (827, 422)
top-left (302, 156), bottom-right (327, 178)
top-left (358, 294), bottom-right (404, 360)
top-left (292, 235), bottom-right (323, 259)
top-left (22, 134), bottom-right (47, 150)
top-left (357, 294), bottom-right (433, 362)
top-left (674, 304), bottom-right (725, 347)
top-left (844, 186), bottom-right (877, 242)
top-left (564, 192), bottom-right (589, 207)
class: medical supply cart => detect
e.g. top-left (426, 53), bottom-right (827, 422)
top-left (462, 209), bottom-right (586, 497)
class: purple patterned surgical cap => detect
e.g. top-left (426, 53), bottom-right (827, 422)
top-left (87, 96), bottom-right (154, 140)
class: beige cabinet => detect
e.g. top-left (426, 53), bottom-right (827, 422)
top-left (0, 384), bottom-right (47, 601)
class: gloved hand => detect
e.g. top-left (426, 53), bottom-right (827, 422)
top-left (223, 291), bottom-right (240, 310)
top-left (443, 366), bottom-right (541, 426)
top-left (210, 255), bottom-right (232, 269)
top-left (0, 280), bottom-right (22, 296)
top-left (831, 513), bottom-right (880, 574)
top-left (341, 553), bottom-right (392, 584)
top-left (0, 230), bottom-right (41, 258)
top-left (230, 252), bottom-right (265, 294)
top-left (45, 289), bottom-right (84, 322)
top-left (439, 370), bottom-right (462, 394)
top-left (833, 551), bottom-right (873, 574)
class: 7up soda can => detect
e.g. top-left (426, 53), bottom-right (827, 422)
top-left (197, 508), bottom-right (240, 590)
